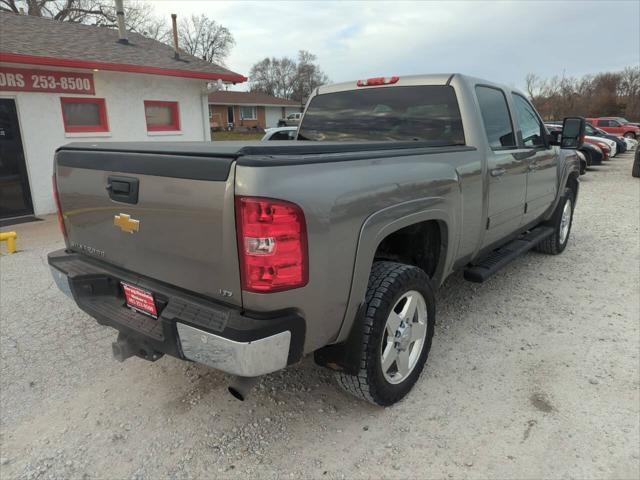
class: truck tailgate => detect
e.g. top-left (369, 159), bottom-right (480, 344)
top-left (54, 147), bottom-right (242, 307)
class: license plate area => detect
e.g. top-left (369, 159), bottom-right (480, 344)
top-left (121, 282), bottom-right (158, 318)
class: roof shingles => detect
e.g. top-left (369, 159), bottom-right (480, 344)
top-left (0, 12), bottom-right (246, 82)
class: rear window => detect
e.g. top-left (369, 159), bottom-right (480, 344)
top-left (298, 85), bottom-right (465, 145)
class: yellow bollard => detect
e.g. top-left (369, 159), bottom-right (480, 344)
top-left (0, 231), bottom-right (17, 254)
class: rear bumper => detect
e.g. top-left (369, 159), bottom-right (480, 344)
top-left (48, 249), bottom-right (305, 377)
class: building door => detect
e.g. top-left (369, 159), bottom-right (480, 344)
top-left (0, 99), bottom-right (33, 220)
top-left (227, 106), bottom-right (234, 126)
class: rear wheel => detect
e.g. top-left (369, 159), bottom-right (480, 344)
top-left (535, 187), bottom-right (575, 255)
top-left (334, 262), bottom-right (435, 406)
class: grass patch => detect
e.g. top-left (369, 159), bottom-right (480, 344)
top-left (212, 131), bottom-right (263, 141)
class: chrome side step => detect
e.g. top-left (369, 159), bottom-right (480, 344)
top-left (463, 226), bottom-right (554, 283)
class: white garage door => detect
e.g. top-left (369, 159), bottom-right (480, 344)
top-left (265, 107), bottom-right (282, 128)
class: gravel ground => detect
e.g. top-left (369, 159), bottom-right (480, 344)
top-left (1, 152), bottom-right (639, 479)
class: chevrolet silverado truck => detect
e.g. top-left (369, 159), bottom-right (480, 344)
top-left (49, 74), bottom-right (585, 406)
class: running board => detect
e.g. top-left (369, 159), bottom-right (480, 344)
top-left (463, 226), bottom-right (554, 283)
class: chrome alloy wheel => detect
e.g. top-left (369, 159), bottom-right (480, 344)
top-left (559, 198), bottom-right (573, 245)
top-left (380, 290), bottom-right (428, 384)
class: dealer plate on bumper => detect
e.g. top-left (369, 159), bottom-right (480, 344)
top-left (122, 282), bottom-right (158, 318)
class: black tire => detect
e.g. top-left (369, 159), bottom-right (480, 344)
top-left (632, 150), bottom-right (640, 178)
top-left (580, 160), bottom-right (586, 175)
top-left (334, 261), bottom-right (435, 406)
top-left (623, 132), bottom-right (636, 139)
top-left (535, 187), bottom-right (575, 255)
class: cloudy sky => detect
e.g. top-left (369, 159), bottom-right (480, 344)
top-left (149, 0), bottom-right (640, 90)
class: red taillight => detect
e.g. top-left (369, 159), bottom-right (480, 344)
top-left (235, 196), bottom-right (308, 293)
top-left (356, 76), bottom-right (399, 87)
top-left (52, 174), bottom-right (68, 241)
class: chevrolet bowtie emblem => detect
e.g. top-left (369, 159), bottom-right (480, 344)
top-left (114, 213), bottom-right (140, 234)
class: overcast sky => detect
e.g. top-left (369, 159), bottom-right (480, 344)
top-left (149, 0), bottom-right (640, 90)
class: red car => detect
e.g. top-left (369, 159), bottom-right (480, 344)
top-left (583, 137), bottom-right (611, 160)
top-left (586, 117), bottom-right (640, 139)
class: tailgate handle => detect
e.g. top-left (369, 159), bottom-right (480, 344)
top-left (106, 176), bottom-right (139, 204)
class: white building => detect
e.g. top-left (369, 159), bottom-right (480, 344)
top-left (0, 12), bottom-right (246, 221)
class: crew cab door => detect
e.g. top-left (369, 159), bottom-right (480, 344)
top-left (510, 93), bottom-right (558, 223)
top-left (475, 85), bottom-right (527, 248)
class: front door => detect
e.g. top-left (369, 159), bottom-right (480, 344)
top-left (511, 93), bottom-right (558, 223)
top-left (0, 98), bottom-right (33, 220)
top-left (475, 85), bottom-right (527, 248)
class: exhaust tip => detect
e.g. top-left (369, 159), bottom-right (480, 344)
top-left (228, 386), bottom-right (246, 401)
top-left (227, 376), bottom-right (259, 401)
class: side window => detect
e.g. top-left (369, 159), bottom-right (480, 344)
top-left (597, 120), bottom-right (609, 127)
top-left (512, 94), bottom-right (545, 147)
top-left (475, 86), bottom-right (516, 149)
top-left (609, 120), bottom-right (620, 126)
top-left (269, 131), bottom-right (290, 140)
top-left (60, 97), bottom-right (109, 133)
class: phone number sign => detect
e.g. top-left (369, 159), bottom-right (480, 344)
top-left (0, 66), bottom-right (95, 94)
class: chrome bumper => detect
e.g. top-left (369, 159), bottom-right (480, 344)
top-left (177, 323), bottom-right (291, 377)
top-left (50, 266), bottom-right (73, 299)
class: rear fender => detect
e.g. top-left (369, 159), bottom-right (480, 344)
top-left (334, 197), bottom-right (453, 345)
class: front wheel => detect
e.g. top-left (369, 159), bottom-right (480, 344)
top-left (334, 262), bottom-right (435, 406)
top-left (535, 187), bottom-right (575, 255)
top-left (624, 132), bottom-right (637, 139)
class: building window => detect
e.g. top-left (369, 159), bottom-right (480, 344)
top-left (60, 97), bottom-right (108, 133)
top-left (144, 100), bottom-right (180, 131)
top-left (240, 106), bottom-right (257, 120)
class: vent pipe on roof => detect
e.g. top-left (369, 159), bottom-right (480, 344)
top-left (114, 0), bottom-right (129, 45)
top-left (171, 14), bottom-right (180, 60)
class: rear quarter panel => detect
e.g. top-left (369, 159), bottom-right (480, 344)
top-left (235, 149), bottom-right (478, 352)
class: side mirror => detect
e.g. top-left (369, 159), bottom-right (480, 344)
top-left (561, 117), bottom-right (585, 149)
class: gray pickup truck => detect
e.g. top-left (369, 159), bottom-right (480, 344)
top-left (49, 74), bottom-right (585, 406)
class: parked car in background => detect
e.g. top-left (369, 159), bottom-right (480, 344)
top-left (576, 150), bottom-right (587, 175)
top-left (262, 126), bottom-right (298, 141)
top-left (545, 122), bottom-right (618, 160)
top-left (586, 117), bottom-right (640, 138)
top-left (278, 112), bottom-right (303, 127)
top-left (585, 124), bottom-right (627, 153)
top-left (547, 123), bottom-right (604, 167)
top-left (606, 117), bottom-right (640, 129)
top-left (579, 142), bottom-right (605, 167)
top-left (622, 136), bottom-right (638, 150)
top-left (584, 137), bottom-right (612, 159)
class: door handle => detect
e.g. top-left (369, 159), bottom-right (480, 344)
top-left (490, 168), bottom-right (506, 177)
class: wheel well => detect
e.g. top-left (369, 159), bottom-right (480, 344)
top-left (373, 220), bottom-right (442, 278)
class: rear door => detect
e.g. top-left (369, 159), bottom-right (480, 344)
top-left (510, 93), bottom-right (558, 223)
top-left (475, 85), bottom-right (527, 248)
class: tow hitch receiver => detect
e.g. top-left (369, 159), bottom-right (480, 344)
top-left (112, 333), bottom-right (164, 363)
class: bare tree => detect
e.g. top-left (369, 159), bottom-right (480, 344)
top-left (178, 14), bottom-right (235, 65)
top-left (1, 1), bottom-right (169, 40)
top-left (249, 56), bottom-right (297, 99)
top-left (249, 50), bottom-right (328, 103)
top-left (526, 66), bottom-right (639, 121)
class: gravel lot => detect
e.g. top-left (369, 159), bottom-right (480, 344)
top-left (1, 152), bottom-right (639, 479)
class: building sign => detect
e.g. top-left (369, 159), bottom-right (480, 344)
top-left (0, 66), bottom-right (95, 94)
